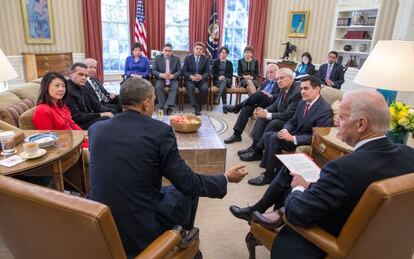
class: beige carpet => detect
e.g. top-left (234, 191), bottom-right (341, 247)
top-left (0, 101), bottom-right (271, 259)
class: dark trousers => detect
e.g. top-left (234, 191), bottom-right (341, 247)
top-left (214, 78), bottom-right (232, 103)
top-left (185, 80), bottom-right (209, 108)
top-left (251, 118), bottom-right (286, 145)
top-left (248, 167), bottom-right (326, 259)
top-left (157, 185), bottom-right (199, 231)
top-left (233, 91), bottom-right (273, 135)
top-left (155, 79), bottom-right (179, 108)
top-left (80, 116), bottom-right (109, 130)
top-left (258, 132), bottom-right (296, 179)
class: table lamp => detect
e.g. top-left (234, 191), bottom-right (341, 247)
top-left (0, 48), bottom-right (18, 90)
top-left (353, 40), bottom-right (414, 104)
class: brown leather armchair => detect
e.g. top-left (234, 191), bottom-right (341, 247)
top-left (0, 175), bottom-right (200, 259)
top-left (246, 172), bottom-right (414, 259)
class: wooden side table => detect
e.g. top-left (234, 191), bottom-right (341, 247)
top-left (310, 127), bottom-right (353, 166)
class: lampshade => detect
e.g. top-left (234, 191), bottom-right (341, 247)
top-left (0, 49), bottom-right (18, 82)
top-left (353, 40), bottom-right (414, 92)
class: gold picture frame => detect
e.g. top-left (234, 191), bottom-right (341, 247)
top-left (288, 10), bottom-right (310, 38)
top-left (20, 0), bottom-right (55, 44)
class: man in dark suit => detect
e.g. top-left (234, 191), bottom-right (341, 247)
top-left (182, 42), bottom-right (210, 115)
top-left (88, 77), bottom-right (248, 258)
top-left (248, 76), bottom-right (333, 185)
top-left (66, 63), bottom-right (114, 129)
top-left (223, 64), bottom-right (281, 144)
top-left (152, 43), bottom-right (181, 115)
top-left (230, 89), bottom-right (414, 259)
top-left (238, 70), bottom-right (302, 161)
top-left (84, 58), bottom-right (122, 113)
top-left (318, 51), bottom-right (345, 89)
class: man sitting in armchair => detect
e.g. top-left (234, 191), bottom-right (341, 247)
top-left (230, 89), bottom-right (414, 259)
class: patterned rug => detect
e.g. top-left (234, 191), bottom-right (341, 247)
top-left (207, 115), bottom-right (228, 135)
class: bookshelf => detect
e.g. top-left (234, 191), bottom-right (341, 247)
top-left (333, 8), bottom-right (378, 69)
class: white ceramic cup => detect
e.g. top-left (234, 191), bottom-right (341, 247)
top-left (23, 142), bottom-right (39, 156)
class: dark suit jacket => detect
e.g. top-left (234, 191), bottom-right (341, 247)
top-left (152, 54), bottom-right (181, 81)
top-left (266, 81), bottom-right (302, 121)
top-left (182, 54), bottom-right (210, 82)
top-left (237, 58), bottom-right (259, 79)
top-left (273, 138), bottom-right (414, 259)
top-left (88, 111), bottom-right (227, 258)
top-left (283, 96), bottom-right (333, 145)
top-left (211, 59), bottom-right (233, 81)
top-left (259, 79), bottom-right (280, 99)
top-left (318, 63), bottom-right (345, 89)
top-left (66, 80), bottom-right (112, 129)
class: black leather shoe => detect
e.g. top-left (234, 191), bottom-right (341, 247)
top-left (248, 174), bottom-right (273, 186)
top-left (252, 210), bottom-right (284, 229)
top-left (224, 135), bottom-right (242, 144)
top-left (237, 147), bottom-right (253, 156)
top-left (164, 107), bottom-right (173, 116)
top-left (229, 205), bottom-right (252, 223)
top-left (240, 149), bottom-right (262, 161)
top-left (194, 107), bottom-right (201, 116)
top-left (223, 105), bottom-right (238, 114)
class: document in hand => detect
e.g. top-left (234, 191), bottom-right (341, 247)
top-left (276, 153), bottom-right (321, 182)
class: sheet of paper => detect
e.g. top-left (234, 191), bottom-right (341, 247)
top-left (0, 155), bottom-right (25, 168)
top-left (276, 153), bottom-right (321, 182)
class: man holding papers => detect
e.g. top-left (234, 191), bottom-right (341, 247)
top-left (230, 89), bottom-right (414, 259)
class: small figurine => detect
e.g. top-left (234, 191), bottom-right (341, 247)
top-left (281, 42), bottom-right (297, 61)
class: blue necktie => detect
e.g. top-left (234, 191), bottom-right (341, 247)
top-left (264, 81), bottom-right (274, 93)
top-left (195, 56), bottom-right (199, 73)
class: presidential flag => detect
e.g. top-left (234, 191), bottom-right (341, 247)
top-left (134, 0), bottom-right (147, 56)
top-left (207, 0), bottom-right (219, 59)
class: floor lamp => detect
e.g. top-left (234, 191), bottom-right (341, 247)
top-left (353, 40), bottom-right (414, 104)
top-left (0, 49), bottom-right (18, 91)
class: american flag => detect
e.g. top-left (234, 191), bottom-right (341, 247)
top-left (134, 0), bottom-right (147, 56)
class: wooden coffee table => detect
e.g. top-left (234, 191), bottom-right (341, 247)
top-left (163, 115), bottom-right (226, 175)
top-left (0, 130), bottom-right (86, 194)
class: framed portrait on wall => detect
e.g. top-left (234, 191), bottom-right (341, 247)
top-left (20, 0), bottom-right (55, 44)
top-left (288, 10), bottom-right (310, 38)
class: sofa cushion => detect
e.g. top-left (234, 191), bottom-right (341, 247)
top-left (8, 83), bottom-right (40, 102)
top-left (0, 91), bottom-right (21, 108)
top-left (0, 98), bottom-right (35, 127)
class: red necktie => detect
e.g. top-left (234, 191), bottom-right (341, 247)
top-left (283, 92), bottom-right (287, 100)
top-left (303, 103), bottom-right (310, 117)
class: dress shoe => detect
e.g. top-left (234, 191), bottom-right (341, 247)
top-left (223, 105), bottom-right (238, 114)
top-left (248, 173), bottom-right (273, 186)
top-left (163, 107), bottom-right (173, 116)
top-left (252, 210), bottom-right (284, 229)
top-left (224, 134), bottom-right (242, 144)
top-left (240, 149), bottom-right (262, 161)
top-left (194, 107), bottom-right (201, 116)
top-left (237, 147), bottom-right (253, 156)
top-left (229, 205), bottom-right (252, 223)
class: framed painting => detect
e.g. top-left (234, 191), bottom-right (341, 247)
top-left (20, 0), bottom-right (55, 44)
top-left (288, 10), bottom-right (310, 38)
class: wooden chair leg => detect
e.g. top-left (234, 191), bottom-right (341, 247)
top-left (229, 94), bottom-right (233, 105)
top-left (245, 231), bottom-right (262, 259)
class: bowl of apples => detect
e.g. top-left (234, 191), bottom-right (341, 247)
top-left (170, 115), bottom-right (202, 133)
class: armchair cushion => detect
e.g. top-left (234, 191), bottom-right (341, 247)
top-left (8, 83), bottom-right (40, 101)
top-left (0, 98), bottom-right (35, 127)
top-left (19, 107), bottom-right (36, 130)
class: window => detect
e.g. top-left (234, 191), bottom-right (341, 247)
top-left (101, 0), bottom-right (130, 73)
top-left (165, 0), bottom-right (189, 50)
top-left (223, 0), bottom-right (250, 73)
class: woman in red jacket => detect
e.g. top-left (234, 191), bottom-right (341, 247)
top-left (32, 72), bottom-right (88, 147)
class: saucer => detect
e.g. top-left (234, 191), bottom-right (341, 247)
top-left (1, 150), bottom-right (17, 156)
top-left (19, 149), bottom-right (47, 160)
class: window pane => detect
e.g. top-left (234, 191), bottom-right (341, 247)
top-left (223, 0), bottom-right (249, 73)
top-left (165, 0), bottom-right (189, 50)
top-left (101, 1), bottom-right (129, 73)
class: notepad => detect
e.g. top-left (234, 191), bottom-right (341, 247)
top-left (0, 155), bottom-right (25, 168)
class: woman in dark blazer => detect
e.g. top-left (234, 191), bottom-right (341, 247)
top-left (212, 47), bottom-right (234, 105)
top-left (294, 52), bottom-right (315, 80)
top-left (238, 46), bottom-right (259, 95)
